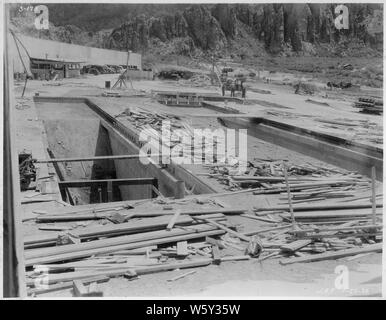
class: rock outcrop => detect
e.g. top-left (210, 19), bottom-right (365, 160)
top-left (11, 3), bottom-right (383, 56)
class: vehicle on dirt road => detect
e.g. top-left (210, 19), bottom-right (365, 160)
top-left (221, 73), bottom-right (246, 98)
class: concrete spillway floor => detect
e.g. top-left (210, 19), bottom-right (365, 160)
top-left (14, 78), bottom-right (382, 298)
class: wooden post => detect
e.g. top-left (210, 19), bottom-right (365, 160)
top-left (283, 163), bottom-right (296, 230)
top-left (174, 180), bottom-right (185, 199)
top-left (98, 187), bottom-right (103, 203)
top-left (3, 5), bottom-right (27, 297)
top-left (371, 166), bottom-right (377, 225)
top-left (107, 180), bottom-right (113, 202)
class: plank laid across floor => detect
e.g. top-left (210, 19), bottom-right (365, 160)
top-left (25, 228), bottom-right (225, 266)
top-left (256, 203), bottom-right (383, 212)
top-left (280, 243), bottom-right (382, 265)
top-left (35, 207), bottom-right (248, 222)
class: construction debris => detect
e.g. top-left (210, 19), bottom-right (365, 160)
top-left (24, 180), bottom-right (382, 296)
top-left (353, 97), bottom-right (383, 115)
top-left (19, 150), bottom-right (36, 191)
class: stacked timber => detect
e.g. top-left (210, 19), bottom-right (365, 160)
top-left (200, 160), bottom-right (367, 195)
top-left (115, 107), bottom-right (219, 160)
top-left (353, 97), bottom-right (383, 115)
top-left (25, 200), bottom-right (254, 296)
top-left (24, 163), bottom-right (383, 296)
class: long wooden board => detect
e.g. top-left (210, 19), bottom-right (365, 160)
top-left (25, 228), bottom-right (225, 266)
top-left (36, 207), bottom-right (248, 222)
top-left (280, 243), bottom-right (382, 265)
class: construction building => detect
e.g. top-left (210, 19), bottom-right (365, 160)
top-left (9, 34), bottom-right (142, 78)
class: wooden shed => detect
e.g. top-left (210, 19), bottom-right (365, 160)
top-left (30, 58), bottom-right (83, 80)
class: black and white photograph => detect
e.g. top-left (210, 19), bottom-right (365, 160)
top-left (2, 0), bottom-right (384, 301)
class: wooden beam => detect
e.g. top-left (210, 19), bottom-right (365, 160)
top-left (280, 243), bottom-right (382, 265)
top-left (28, 276), bottom-right (109, 296)
top-left (26, 224), bottom-right (212, 260)
top-left (212, 245), bottom-right (221, 265)
top-left (25, 227), bottom-right (225, 266)
top-left (283, 163), bottom-right (296, 229)
top-left (35, 153), bottom-right (163, 163)
top-left (176, 241), bottom-right (189, 256)
top-left (167, 270), bottom-right (197, 282)
top-left (280, 239), bottom-right (312, 253)
top-left (73, 280), bottom-right (103, 297)
top-left (166, 210), bottom-right (182, 231)
top-left (371, 166), bottom-right (377, 225)
top-left (3, 7), bottom-right (26, 297)
top-left (58, 177), bottom-right (157, 188)
top-left (27, 259), bottom-right (214, 286)
top-left (35, 207), bottom-right (248, 222)
top-left (28, 254), bottom-right (252, 287)
top-left (256, 203), bottom-right (383, 212)
top-left (196, 217), bottom-right (251, 242)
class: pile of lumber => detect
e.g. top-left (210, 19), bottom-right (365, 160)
top-left (23, 162), bottom-right (383, 296)
top-left (201, 160), bottom-right (367, 195)
top-left (25, 201), bottom-right (254, 296)
top-left (115, 107), bottom-right (180, 131)
top-left (353, 97), bottom-right (383, 115)
top-left (115, 106), bottom-right (220, 161)
top-left (245, 205), bottom-right (382, 265)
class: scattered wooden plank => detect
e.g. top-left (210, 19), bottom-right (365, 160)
top-left (205, 236), bottom-right (226, 249)
top-left (195, 217), bottom-right (251, 242)
top-left (212, 245), bottom-right (221, 265)
top-left (279, 243), bottom-right (382, 265)
top-left (26, 224), bottom-right (214, 260)
top-left (73, 280), bottom-right (103, 297)
top-left (280, 208), bottom-right (383, 222)
top-left (241, 214), bottom-right (280, 223)
top-left (38, 225), bottom-right (72, 232)
top-left (280, 239), bottom-right (312, 253)
top-left (27, 259), bottom-right (214, 286)
top-left (73, 280), bottom-right (88, 297)
top-left (166, 210), bottom-right (181, 231)
top-left (220, 255), bottom-right (250, 262)
top-left (167, 270), bottom-right (197, 282)
top-left (27, 276), bottom-right (109, 296)
top-left (70, 215), bottom-right (193, 239)
top-left (345, 252), bottom-right (374, 261)
top-left (244, 224), bottom-right (292, 236)
top-left (256, 203), bottom-right (382, 212)
top-left (36, 207), bottom-right (248, 222)
top-left (176, 241), bottom-right (189, 256)
top-left (25, 228), bottom-right (224, 266)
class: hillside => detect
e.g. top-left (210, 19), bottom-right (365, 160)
top-left (9, 3), bottom-right (383, 59)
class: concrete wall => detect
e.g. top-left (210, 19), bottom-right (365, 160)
top-left (221, 117), bottom-right (383, 181)
top-left (102, 119), bottom-right (179, 200)
top-left (9, 34), bottom-right (141, 74)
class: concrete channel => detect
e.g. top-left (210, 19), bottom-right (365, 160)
top-left (34, 96), bottom-right (216, 205)
top-left (33, 95), bottom-right (382, 206)
top-left (219, 116), bottom-right (382, 181)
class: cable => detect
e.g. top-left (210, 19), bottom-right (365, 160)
top-left (10, 30), bottom-right (30, 97)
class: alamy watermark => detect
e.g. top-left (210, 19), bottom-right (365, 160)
top-left (19, 4), bottom-right (49, 30)
top-left (334, 5), bottom-right (349, 30)
top-left (138, 121), bottom-right (248, 173)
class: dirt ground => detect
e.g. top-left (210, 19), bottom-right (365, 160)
top-left (13, 71), bottom-right (383, 298)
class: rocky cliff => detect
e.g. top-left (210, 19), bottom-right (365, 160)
top-left (10, 3), bottom-right (383, 57)
top-left (106, 3), bottom-right (383, 57)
